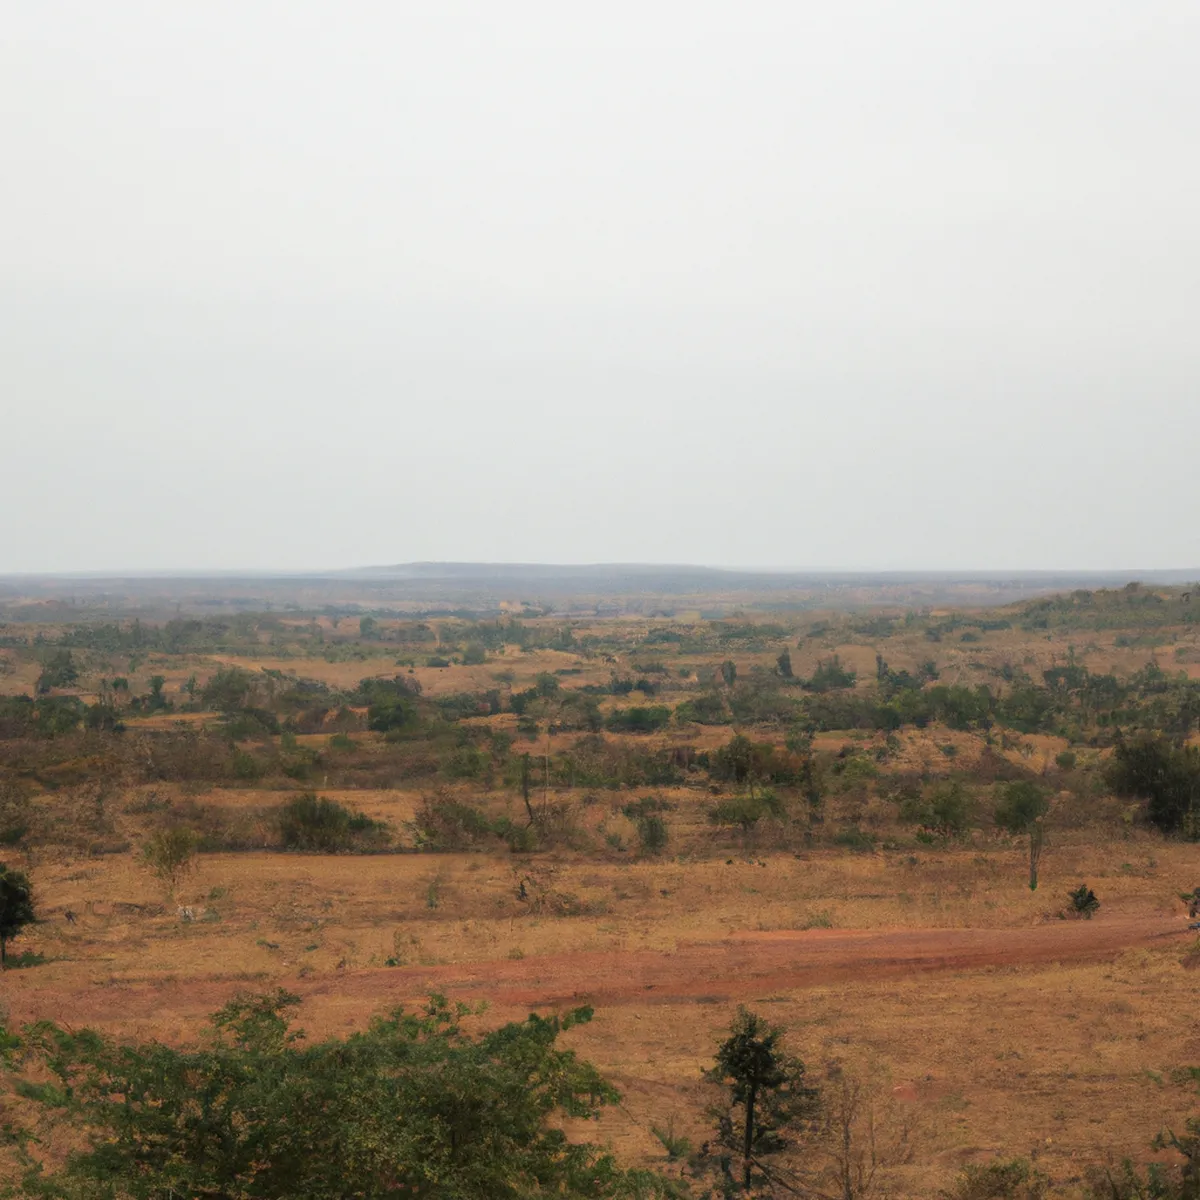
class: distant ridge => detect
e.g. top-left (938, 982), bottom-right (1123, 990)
top-left (332, 562), bottom-right (1200, 586)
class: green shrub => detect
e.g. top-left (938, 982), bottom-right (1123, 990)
top-left (832, 826), bottom-right (876, 852)
top-left (442, 746), bottom-right (485, 779)
top-left (1109, 735), bottom-right (1200, 837)
top-left (635, 814), bottom-right (669, 856)
top-left (277, 793), bottom-right (388, 853)
top-left (408, 792), bottom-right (498, 851)
top-left (14, 991), bottom-right (667, 1199)
top-left (604, 706), bottom-right (671, 734)
top-left (1069, 883), bottom-right (1100, 918)
top-left (674, 692), bottom-right (730, 725)
top-left (899, 781), bottom-right (973, 841)
top-left (140, 828), bottom-right (199, 898)
top-left (804, 655), bottom-right (857, 693)
top-left (942, 1157), bottom-right (1049, 1200)
top-left (708, 790), bottom-right (786, 834)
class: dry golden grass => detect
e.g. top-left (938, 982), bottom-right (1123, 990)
top-left (5, 606), bottom-right (1200, 1194)
top-left (5, 830), bottom-right (1198, 1194)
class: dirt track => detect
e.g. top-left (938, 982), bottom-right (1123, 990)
top-left (11, 916), bottom-right (1186, 1034)
top-left (321, 916), bottom-right (1188, 1011)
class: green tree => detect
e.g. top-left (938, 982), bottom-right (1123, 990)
top-left (805, 656), bottom-right (857, 693)
top-left (776, 649), bottom-right (794, 679)
top-left (146, 674), bottom-right (169, 711)
top-left (17, 990), bottom-right (674, 1199)
top-left (0, 862), bottom-right (35, 967)
top-left (1109, 734), bottom-right (1200, 838)
top-left (703, 1006), bottom-right (819, 1194)
top-left (899, 781), bottom-right (973, 842)
top-left (141, 827), bottom-right (199, 900)
top-left (35, 649), bottom-right (79, 694)
top-left (200, 666), bottom-right (255, 713)
top-left (34, 695), bottom-right (85, 736)
top-left (995, 781), bottom-right (1050, 890)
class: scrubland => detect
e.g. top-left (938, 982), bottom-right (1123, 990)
top-left (1, 582), bottom-right (1198, 1197)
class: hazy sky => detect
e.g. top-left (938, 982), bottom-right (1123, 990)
top-left (3, 1), bottom-right (1198, 573)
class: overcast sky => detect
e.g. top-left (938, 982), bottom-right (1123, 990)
top-left (3, 1), bottom-right (1198, 573)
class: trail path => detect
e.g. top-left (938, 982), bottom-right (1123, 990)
top-left (312, 916), bottom-right (1186, 1010)
top-left (8, 915), bottom-right (1187, 1032)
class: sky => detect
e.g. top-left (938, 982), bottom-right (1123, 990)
top-left (3, 1), bottom-right (1198, 573)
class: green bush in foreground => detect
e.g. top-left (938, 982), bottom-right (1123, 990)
top-left (12, 991), bottom-right (676, 1199)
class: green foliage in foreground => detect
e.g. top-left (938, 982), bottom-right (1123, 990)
top-left (11, 991), bottom-right (676, 1200)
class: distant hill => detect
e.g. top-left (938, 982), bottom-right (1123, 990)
top-left (1, 563), bottom-right (1197, 620)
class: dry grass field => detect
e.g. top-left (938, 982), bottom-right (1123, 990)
top-left (2, 584), bottom-right (1199, 1195)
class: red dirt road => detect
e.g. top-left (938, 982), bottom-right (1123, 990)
top-left (318, 916), bottom-right (1187, 1011)
top-left (8, 916), bottom-right (1189, 1034)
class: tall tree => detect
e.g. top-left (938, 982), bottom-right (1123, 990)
top-left (704, 1006), bottom-right (819, 1194)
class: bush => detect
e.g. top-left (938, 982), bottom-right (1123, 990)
top-left (200, 667), bottom-right (256, 713)
top-left (15, 992), bottom-right (669, 1199)
top-left (1055, 750), bottom-right (1078, 771)
top-left (1109, 735), bottom-right (1200, 837)
top-left (899, 781), bottom-right (973, 841)
top-left (408, 791), bottom-right (497, 851)
top-left (1069, 883), bottom-right (1100, 918)
top-left (141, 827), bottom-right (199, 897)
top-left (804, 655), bottom-right (857, 693)
top-left (674, 692), bottom-right (730, 725)
top-left (635, 814), bottom-right (669, 856)
top-left (277, 793), bottom-right (389, 853)
top-left (942, 1158), bottom-right (1050, 1200)
top-left (0, 862), bottom-right (36, 967)
top-left (604, 706), bottom-right (671, 734)
top-left (832, 825), bottom-right (876, 852)
top-left (36, 649), bottom-right (79, 693)
top-left (709, 790), bottom-right (786, 834)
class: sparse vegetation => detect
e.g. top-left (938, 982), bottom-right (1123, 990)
top-left (3, 579), bottom-right (1200, 1193)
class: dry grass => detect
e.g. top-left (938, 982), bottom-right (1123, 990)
top-left (4, 605), bottom-right (1200, 1194)
top-left (4, 834), bottom-right (1198, 1194)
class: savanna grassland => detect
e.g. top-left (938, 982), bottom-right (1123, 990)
top-left (1, 578), bottom-right (1199, 1198)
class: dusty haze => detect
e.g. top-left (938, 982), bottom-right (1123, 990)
top-left (3, 1), bottom-right (1198, 572)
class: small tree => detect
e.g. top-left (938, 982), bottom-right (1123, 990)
top-left (36, 649), bottom-right (79, 694)
top-left (804, 1067), bottom-right (914, 1200)
top-left (0, 862), bottom-right (36, 967)
top-left (777, 650), bottom-right (794, 679)
top-left (994, 781), bottom-right (1050, 890)
top-left (703, 1006), bottom-right (819, 1194)
top-left (141, 828), bottom-right (199, 900)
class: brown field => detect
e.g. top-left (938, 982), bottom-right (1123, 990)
top-left (6, 822), bottom-right (1199, 1193)
top-left (2, 586), bottom-right (1200, 1195)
